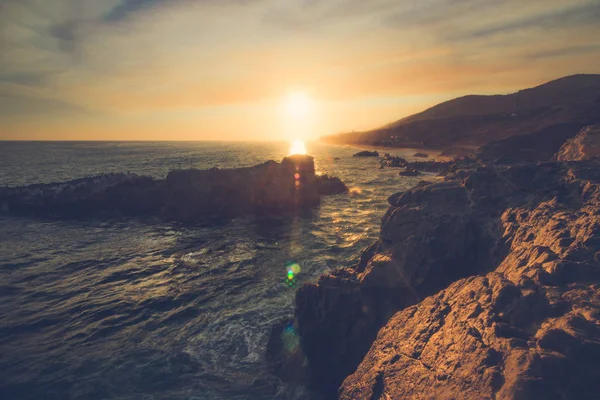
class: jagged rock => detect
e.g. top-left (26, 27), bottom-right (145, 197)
top-left (316, 175), bottom-right (349, 195)
top-left (0, 155), bottom-right (347, 222)
top-left (556, 124), bottom-right (600, 161)
top-left (295, 160), bottom-right (600, 398)
top-left (353, 150), bottom-right (380, 157)
top-left (340, 179), bottom-right (600, 399)
top-left (380, 154), bottom-right (408, 168)
top-left (413, 152), bottom-right (429, 158)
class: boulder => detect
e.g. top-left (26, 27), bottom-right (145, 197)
top-left (555, 124), bottom-right (600, 161)
top-left (398, 167), bottom-right (420, 177)
top-left (380, 154), bottom-right (408, 168)
top-left (316, 174), bottom-right (349, 195)
top-left (353, 150), bottom-right (380, 157)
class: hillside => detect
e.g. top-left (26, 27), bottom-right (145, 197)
top-left (322, 74), bottom-right (600, 160)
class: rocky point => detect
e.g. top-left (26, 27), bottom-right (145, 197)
top-left (294, 158), bottom-right (600, 399)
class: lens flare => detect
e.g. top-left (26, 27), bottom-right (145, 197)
top-left (281, 322), bottom-right (300, 353)
top-left (284, 262), bottom-right (301, 288)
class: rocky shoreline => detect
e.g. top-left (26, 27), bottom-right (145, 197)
top-left (288, 125), bottom-right (600, 399)
top-left (0, 155), bottom-right (348, 222)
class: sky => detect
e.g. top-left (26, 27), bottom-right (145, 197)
top-left (1, 0), bottom-right (599, 141)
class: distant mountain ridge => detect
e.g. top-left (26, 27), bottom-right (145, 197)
top-left (322, 74), bottom-right (600, 160)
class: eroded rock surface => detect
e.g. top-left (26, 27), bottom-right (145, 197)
top-left (556, 124), bottom-right (600, 161)
top-left (296, 161), bottom-right (600, 399)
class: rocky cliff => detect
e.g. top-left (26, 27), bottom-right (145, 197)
top-left (0, 155), bottom-right (347, 221)
top-left (556, 124), bottom-right (600, 161)
top-left (295, 160), bottom-right (600, 399)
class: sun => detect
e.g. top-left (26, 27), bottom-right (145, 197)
top-left (284, 92), bottom-right (313, 119)
top-left (289, 140), bottom-right (307, 155)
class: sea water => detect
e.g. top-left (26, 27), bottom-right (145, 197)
top-left (0, 141), bottom-right (434, 399)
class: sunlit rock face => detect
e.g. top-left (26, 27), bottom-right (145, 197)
top-left (296, 160), bottom-right (600, 399)
top-left (555, 124), bottom-right (600, 161)
top-left (0, 155), bottom-right (343, 221)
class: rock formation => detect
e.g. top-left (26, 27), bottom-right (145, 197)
top-left (316, 175), bottom-right (349, 195)
top-left (353, 151), bottom-right (380, 157)
top-left (556, 124), bottom-right (600, 161)
top-left (0, 155), bottom-right (347, 221)
top-left (413, 153), bottom-right (429, 158)
top-left (398, 167), bottom-right (420, 176)
top-left (295, 160), bottom-right (600, 399)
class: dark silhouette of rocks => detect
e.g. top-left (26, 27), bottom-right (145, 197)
top-left (295, 159), bottom-right (600, 398)
top-left (0, 155), bottom-right (346, 221)
top-left (323, 74), bottom-right (600, 160)
top-left (316, 174), bottom-right (349, 195)
top-left (398, 167), bottom-right (420, 176)
top-left (353, 150), bottom-right (379, 157)
top-left (556, 124), bottom-right (600, 161)
top-left (413, 152), bottom-right (429, 158)
top-left (380, 154), bottom-right (408, 168)
top-left (380, 153), bottom-right (479, 175)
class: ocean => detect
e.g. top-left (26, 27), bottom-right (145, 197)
top-left (0, 141), bottom-right (436, 399)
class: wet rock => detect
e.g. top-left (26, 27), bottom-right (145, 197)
top-left (398, 167), bottom-right (420, 176)
top-left (353, 150), bottom-right (380, 157)
top-left (380, 154), bottom-right (408, 168)
top-left (316, 175), bottom-right (349, 195)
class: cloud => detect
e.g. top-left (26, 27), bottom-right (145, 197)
top-left (0, 0), bottom-right (599, 139)
top-left (0, 93), bottom-right (93, 117)
top-left (103, 0), bottom-right (172, 22)
top-left (454, 2), bottom-right (600, 41)
top-left (0, 73), bottom-right (47, 86)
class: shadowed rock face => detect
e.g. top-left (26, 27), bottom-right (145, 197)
top-left (0, 155), bottom-right (346, 221)
top-left (353, 151), bottom-right (380, 157)
top-left (556, 124), bottom-right (600, 161)
top-left (295, 160), bottom-right (600, 399)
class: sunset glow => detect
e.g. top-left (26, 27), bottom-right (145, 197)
top-left (289, 140), bottom-right (307, 155)
top-left (284, 92), bottom-right (314, 120)
top-left (1, 1), bottom-right (599, 140)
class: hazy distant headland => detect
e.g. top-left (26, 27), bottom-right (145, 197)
top-left (322, 74), bottom-right (600, 161)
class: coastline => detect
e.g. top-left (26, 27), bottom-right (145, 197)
top-left (290, 132), bottom-right (600, 398)
top-left (315, 139), bottom-right (454, 162)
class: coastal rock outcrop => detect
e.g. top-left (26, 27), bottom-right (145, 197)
top-left (555, 124), bottom-right (600, 161)
top-left (398, 167), bottom-right (420, 176)
top-left (295, 160), bottom-right (600, 398)
top-left (316, 175), bottom-right (349, 195)
top-left (353, 150), bottom-right (379, 157)
top-left (0, 155), bottom-right (346, 221)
